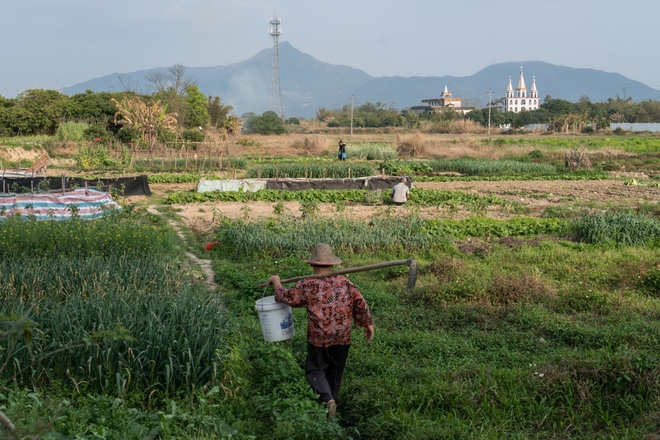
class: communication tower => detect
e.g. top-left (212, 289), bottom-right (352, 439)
top-left (268, 16), bottom-right (284, 119)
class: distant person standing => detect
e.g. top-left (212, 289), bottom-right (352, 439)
top-left (391, 177), bottom-right (410, 206)
top-left (338, 140), bottom-right (347, 160)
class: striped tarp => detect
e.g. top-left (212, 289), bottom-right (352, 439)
top-left (0, 189), bottom-right (121, 220)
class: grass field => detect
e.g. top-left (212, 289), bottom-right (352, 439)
top-left (1, 132), bottom-right (660, 438)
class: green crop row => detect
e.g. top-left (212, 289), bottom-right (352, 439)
top-left (414, 170), bottom-right (611, 182)
top-left (0, 215), bottom-right (177, 258)
top-left (381, 158), bottom-right (558, 176)
top-left (211, 216), bottom-right (576, 261)
top-left (411, 188), bottom-right (511, 208)
top-left (214, 216), bottom-right (436, 261)
top-left (346, 142), bottom-right (398, 160)
top-left (487, 136), bottom-right (660, 154)
top-left (148, 173), bottom-right (210, 184)
top-left (210, 213), bottom-right (658, 261)
top-left (425, 216), bottom-right (570, 238)
top-left (164, 188), bottom-right (512, 210)
top-left (165, 188), bottom-right (372, 204)
top-left (132, 156), bottom-right (248, 172)
top-left (573, 212), bottom-right (660, 247)
top-left (246, 162), bottom-right (375, 179)
top-left (0, 216), bottom-right (228, 395)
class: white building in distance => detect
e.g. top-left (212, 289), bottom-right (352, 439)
top-left (502, 67), bottom-right (539, 113)
top-left (412, 85), bottom-right (474, 115)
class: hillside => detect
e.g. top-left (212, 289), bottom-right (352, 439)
top-left (62, 42), bottom-right (660, 119)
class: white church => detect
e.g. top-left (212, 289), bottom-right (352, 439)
top-left (502, 67), bottom-right (539, 113)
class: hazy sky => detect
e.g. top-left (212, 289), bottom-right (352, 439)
top-left (2, 0), bottom-right (659, 99)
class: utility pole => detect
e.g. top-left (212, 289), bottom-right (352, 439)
top-left (487, 88), bottom-right (493, 136)
top-left (350, 95), bottom-right (355, 137)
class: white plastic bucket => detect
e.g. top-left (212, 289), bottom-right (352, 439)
top-left (255, 295), bottom-right (295, 342)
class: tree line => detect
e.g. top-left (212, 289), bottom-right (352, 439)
top-left (3, 65), bottom-right (660, 139)
top-left (318, 95), bottom-right (660, 132)
top-left (466, 95), bottom-right (660, 132)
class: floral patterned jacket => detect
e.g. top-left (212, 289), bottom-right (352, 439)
top-left (275, 275), bottom-right (373, 347)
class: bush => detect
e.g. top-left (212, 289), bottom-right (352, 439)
top-left (183, 129), bottom-right (205, 143)
top-left (82, 123), bottom-right (111, 143)
top-left (56, 122), bottom-right (89, 142)
top-left (641, 266), bottom-right (660, 296)
top-left (348, 142), bottom-right (399, 160)
top-left (115, 126), bottom-right (140, 144)
top-left (75, 143), bottom-right (115, 170)
top-left (528, 149), bottom-right (544, 159)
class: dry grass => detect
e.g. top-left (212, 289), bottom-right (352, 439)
top-left (396, 133), bottom-right (428, 158)
top-left (290, 135), bottom-right (329, 156)
top-left (484, 273), bottom-right (555, 305)
top-left (563, 147), bottom-right (592, 170)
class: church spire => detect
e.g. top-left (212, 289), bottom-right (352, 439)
top-left (516, 66), bottom-right (527, 98)
top-left (517, 66), bottom-right (526, 91)
top-left (530, 76), bottom-right (538, 98)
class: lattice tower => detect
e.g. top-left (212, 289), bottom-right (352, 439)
top-left (268, 17), bottom-right (284, 119)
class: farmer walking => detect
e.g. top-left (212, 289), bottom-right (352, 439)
top-left (268, 243), bottom-right (374, 419)
top-left (391, 177), bottom-right (410, 206)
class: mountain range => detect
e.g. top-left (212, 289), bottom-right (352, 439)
top-left (62, 42), bottom-right (660, 119)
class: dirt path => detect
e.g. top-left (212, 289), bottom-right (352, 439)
top-left (146, 206), bottom-right (219, 291)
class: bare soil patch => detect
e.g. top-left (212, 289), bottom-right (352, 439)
top-left (142, 177), bottom-right (660, 233)
top-left (415, 178), bottom-right (659, 213)
top-left (0, 147), bottom-right (45, 164)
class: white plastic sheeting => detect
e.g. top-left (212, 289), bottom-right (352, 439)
top-left (196, 179), bottom-right (268, 193)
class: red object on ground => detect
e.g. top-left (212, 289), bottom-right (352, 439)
top-left (205, 241), bottom-right (220, 251)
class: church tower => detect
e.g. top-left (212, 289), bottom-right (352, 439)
top-left (503, 66), bottom-right (539, 113)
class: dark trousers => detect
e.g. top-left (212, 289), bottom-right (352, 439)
top-left (306, 342), bottom-right (350, 403)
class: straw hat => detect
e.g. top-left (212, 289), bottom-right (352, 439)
top-left (304, 243), bottom-right (342, 266)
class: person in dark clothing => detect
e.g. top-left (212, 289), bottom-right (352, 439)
top-left (338, 140), bottom-right (347, 160)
